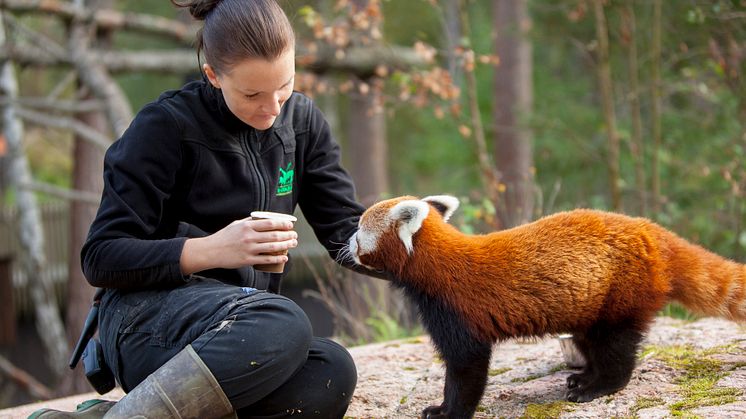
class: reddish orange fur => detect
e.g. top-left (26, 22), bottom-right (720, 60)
top-left (358, 199), bottom-right (746, 343)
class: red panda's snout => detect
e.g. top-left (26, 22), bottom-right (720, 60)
top-left (349, 227), bottom-right (410, 273)
top-left (349, 195), bottom-right (461, 275)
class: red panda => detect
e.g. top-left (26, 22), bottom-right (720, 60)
top-left (347, 195), bottom-right (746, 419)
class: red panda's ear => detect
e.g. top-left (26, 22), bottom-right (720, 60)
top-left (422, 195), bottom-right (459, 222)
top-left (390, 200), bottom-right (430, 254)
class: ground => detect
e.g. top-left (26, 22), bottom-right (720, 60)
top-left (3, 317), bottom-right (746, 418)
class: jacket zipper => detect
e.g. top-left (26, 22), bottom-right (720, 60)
top-left (242, 130), bottom-right (268, 212)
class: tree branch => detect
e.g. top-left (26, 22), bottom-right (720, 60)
top-left (3, 12), bottom-right (67, 59)
top-left (15, 106), bottom-right (112, 150)
top-left (20, 180), bottom-right (102, 204)
top-left (299, 44), bottom-right (428, 77)
top-left (68, 12), bottom-right (132, 137)
top-left (0, 0), bottom-right (197, 44)
top-left (1, 44), bottom-right (427, 76)
top-left (0, 95), bottom-right (101, 113)
top-left (0, 353), bottom-right (54, 400)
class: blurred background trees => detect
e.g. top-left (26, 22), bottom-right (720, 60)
top-left (0, 0), bottom-right (744, 407)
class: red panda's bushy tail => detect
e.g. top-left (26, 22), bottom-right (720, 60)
top-left (660, 228), bottom-right (746, 321)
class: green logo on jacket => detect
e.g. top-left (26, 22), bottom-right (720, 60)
top-left (277, 162), bottom-right (294, 196)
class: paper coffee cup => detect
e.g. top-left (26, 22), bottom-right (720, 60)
top-left (250, 211), bottom-right (297, 273)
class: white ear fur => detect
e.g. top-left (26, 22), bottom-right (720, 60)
top-left (389, 200), bottom-right (430, 255)
top-left (422, 195), bottom-right (460, 222)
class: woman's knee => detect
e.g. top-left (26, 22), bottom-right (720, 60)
top-left (312, 338), bottom-right (357, 406)
top-left (254, 295), bottom-right (313, 359)
top-left (316, 338), bottom-right (356, 387)
top-left (235, 337), bottom-right (357, 417)
top-left (193, 294), bottom-right (313, 405)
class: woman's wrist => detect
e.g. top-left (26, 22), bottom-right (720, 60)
top-left (180, 236), bottom-right (213, 275)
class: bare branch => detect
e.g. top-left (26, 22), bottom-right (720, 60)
top-left (0, 0), bottom-right (197, 44)
top-left (97, 49), bottom-right (198, 73)
top-left (299, 44), bottom-right (428, 77)
top-left (0, 353), bottom-right (54, 400)
top-left (15, 106), bottom-right (112, 149)
top-left (20, 180), bottom-right (102, 204)
top-left (2, 43), bottom-right (427, 77)
top-left (68, 12), bottom-right (132, 137)
top-left (0, 95), bottom-right (101, 113)
top-left (3, 12), bottom-right (66, 59)
top-left (1, 47), bottom-right (195, 74)
top-left (48, 70), bottom-right (77, 99)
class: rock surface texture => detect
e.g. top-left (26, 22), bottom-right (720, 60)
top-left (2, 317), bottom-right (746, 418)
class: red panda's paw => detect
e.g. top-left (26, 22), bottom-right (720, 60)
top-left (421, 405), bottom-right (447, 418)
top-left (565, 379), bottom-right (627, 403)
top-left (566, 371), bottom-right (593, 389)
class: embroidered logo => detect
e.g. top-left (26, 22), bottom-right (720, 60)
top-left (277, 162), bottom-right (294, 196)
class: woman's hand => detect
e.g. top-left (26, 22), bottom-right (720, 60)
top-left (180, 217), bottom-right (298, 275)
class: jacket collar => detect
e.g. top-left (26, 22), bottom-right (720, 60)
top-left (200, 77), bottom-right (249, 133)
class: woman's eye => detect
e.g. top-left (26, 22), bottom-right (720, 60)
top-left (246, 93), bottom-right (259, 99)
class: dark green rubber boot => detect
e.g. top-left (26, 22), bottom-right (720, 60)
top-left (102, 344), bottom-right (236, 419)
top-left (28, 399), bottom-right (116, 418)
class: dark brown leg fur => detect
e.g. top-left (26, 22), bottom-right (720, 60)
top-left (566, 321), bottom-right (644, 402)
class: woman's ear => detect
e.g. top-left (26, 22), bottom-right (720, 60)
top-left (203, 63), bottom-right (221, 89)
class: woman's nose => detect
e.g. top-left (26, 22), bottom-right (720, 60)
top-left (263, 93), bottom-right (282, 115)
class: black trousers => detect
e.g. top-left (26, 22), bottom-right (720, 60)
top-left (98, 277), bottom-right (357, 418)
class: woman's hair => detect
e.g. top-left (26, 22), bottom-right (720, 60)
top-left (172, 0), bottom-right (295, 75)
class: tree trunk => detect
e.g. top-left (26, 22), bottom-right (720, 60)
top-left (0, 14), bottom-right (68, 380)
top-left (441, 0), bottom-right (462, 82)
top-left (0, 256), bottom-right (15, 345)
top-left (650, 0), bottom-right (663, 217)
top-left (58, 101), bottom-right (106, 396)
top-left (593, 0), bottom-right (622, 211)
top-left (457, 0), bottom-right (501, 229)
top-left (347, 1), bottom-right (388, 206)
top-left (493, 0), bottom-right (534, 227)
top-left (348, 86), bottom-right (388, 206)
top-left (622, 2), bottom-right (646, 216)
top-left (67, 0), bottom-right (132, 138)
top-left (58, 0), bottom-right (112, 396)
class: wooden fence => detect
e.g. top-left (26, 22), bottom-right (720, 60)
top-left (0, 203), bottom-right (69, 318)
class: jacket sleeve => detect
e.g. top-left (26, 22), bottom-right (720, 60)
top-left (297, 102), bottom-right (387, 280)
top-left (80, 103), bottom-right (191, 290)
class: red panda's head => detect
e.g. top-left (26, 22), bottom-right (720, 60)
top-left (348, 195), bottom-right (460, 273)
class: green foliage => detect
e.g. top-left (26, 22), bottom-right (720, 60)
top-left (364, 309), bottom-right (422, 344)
top-left (659, 303), bottom-right (699, 321)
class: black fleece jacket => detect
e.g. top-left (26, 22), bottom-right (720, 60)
top-left (81, 80), bottom-right (368, 290)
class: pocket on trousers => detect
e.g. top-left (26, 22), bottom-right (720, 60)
top-left (151, 278), bottom-right (261, 348)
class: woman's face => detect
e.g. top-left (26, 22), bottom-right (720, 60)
top-left (204, 49), bottom-right (295, 131)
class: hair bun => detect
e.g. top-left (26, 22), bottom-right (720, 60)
top-left (192, 0), bottom-right (222, 20)
top-left (171, 0), bottom-right (222, 21)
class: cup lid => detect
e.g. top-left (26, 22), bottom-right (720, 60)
top-left (250, 211), bottom-right (297, 222)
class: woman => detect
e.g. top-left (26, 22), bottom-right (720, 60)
top-left (36, 0), bottom-right (374, 417)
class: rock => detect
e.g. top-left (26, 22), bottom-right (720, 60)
top-left (3, 317), bottom-right (746, 418)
